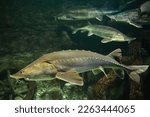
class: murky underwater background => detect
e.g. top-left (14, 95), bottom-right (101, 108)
top-left (0, 0), bottom-right (150, 100)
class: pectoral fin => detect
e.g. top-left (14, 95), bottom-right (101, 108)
top-left (88, 32), bottom-right (93, 36)
top-left (96, 17), bottom-right (102, 21)
top-left (101, 38), bottom-right (112, 43)
top-left (56, 69), bottom-right (84, 86)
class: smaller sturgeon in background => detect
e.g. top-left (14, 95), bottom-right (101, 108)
top-left (140, 0), bottom-right (150, 16)
top-left (117, 0), bottom-right (141, 13)
top-left (57, 7), bottom-right (118, 21)
top-left (72, 24), bottom-right (136, 43)
top-left (107, 9), bottom-right (142, 28)
top-left (10, 49), bottom-right (149, 86)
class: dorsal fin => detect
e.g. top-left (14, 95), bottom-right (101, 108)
top-left (107, 48), bottom-right (122, 61)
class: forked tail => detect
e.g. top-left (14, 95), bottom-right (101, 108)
top-left (128, 37), bottom-right (136, 44)
top-left (128, 65), bottom-right (149, 83)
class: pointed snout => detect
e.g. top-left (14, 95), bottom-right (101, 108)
top-left (10, 73), bottom-right (25, 80)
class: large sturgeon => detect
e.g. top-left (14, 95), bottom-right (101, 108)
top-left (10, 49), bottom-right (149, 86)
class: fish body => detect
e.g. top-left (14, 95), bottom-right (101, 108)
top-left (10, 49), bottom-right (149, 86)
top-left (72, 24), bottom-right (136, 43)
top-left (57, 7), bottom-right (118, 21)
top-left (57, 8), bottom-right (103, 21)
top-left (107, 9), bottom-right (142, 28)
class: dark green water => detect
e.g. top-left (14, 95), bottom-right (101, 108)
top-left (0, 0), bottom-right (149, 100)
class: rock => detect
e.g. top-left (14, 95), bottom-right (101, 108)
top-left (39, 87), bottom-right (63, 100)
top-left (63, 83), bottom-right (87, 100)
top-left (15, 96), bottom-right (23, 100)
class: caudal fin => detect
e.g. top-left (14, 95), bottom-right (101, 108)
top-left (72, 29), bottom-right (78, 34)
top-left (128, 65), bottom-right (149, 83)
top-left (128, 37), bottom-right (136, 44)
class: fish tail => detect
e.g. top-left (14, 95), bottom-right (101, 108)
top-left (127, 65), bottom-right (149, 83)
top-left (128, 37), bottom-right (136, 44)
top-left (72, 29), bottom-right (78, 34)
top-left (72, 27), bottom-right (80, 34)
top-left (72, 28), bottom-right (85, 34)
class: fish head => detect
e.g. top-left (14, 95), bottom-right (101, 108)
top-left (10, 62), bottom-right (50, 80)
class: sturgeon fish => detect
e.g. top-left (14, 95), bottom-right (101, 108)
top-left (72, 24), bottom-right (136, 43)
top-left (57, 7), bottom-right (102, 21)
top-left (107, 9), bottom-right (142, 28)
top-left (10, 49), bottom-right (149, 86)
top-left (57, 7), bottom-right (118, 21)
